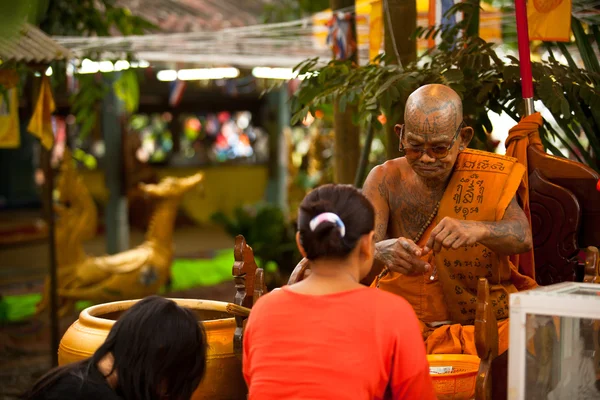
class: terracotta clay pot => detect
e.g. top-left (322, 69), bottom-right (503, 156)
top-left (59, 298), bottom-right (246, 400)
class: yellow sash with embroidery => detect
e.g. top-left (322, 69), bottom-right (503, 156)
top-left (433, 149), bottom-right (525, 325)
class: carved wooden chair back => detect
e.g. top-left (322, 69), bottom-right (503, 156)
top-left (527, 145), bottom-right (600, 284)
top-left (232, 235), bottom-right (267, 357)
top-left (475, 278), bottom-right (498, 400)
top-left (475, 145), bottom-right (600, 399)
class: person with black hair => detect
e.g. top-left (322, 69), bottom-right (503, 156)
top-left (243, 184), bottom-right (436, 399)
top-left (22, 295), bottom-right (206, 400)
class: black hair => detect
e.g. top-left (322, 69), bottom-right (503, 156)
top-left (297, 184), bottom-right (375, 260)
top-left (23, 295), bottom-right (206, 400)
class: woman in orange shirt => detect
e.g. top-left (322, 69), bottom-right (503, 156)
top-left (243, 184), bottom-right (436, 400)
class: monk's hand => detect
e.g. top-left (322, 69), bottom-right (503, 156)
top-left (424, 217), bottom-right (485, 253)
top-left (375, 238), bottom-right (431, 276)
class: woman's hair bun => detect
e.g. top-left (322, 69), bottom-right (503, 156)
top-left (297, 184), bottom-right (374, 260)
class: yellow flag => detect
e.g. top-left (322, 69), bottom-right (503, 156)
top-left (28, 76), bottom-right (55, 150)
top-left (0, 88), bottom-right (20, 148)
top-left (368, 0), bottom-right (383, 62)
top-left (528, 0), bottom-right (571, 42)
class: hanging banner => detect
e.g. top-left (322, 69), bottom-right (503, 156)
top-left (28, 76), bottom-right (56, 150)
top-left (0, 88), bottom-right (20, 148)
top-left (313, 0), bottom-right (502, 61)
top-left (326, 12), bottom-right (358, 60)
top-left (367, 0), bottom-right (383, 62)
top-left (527, 0), bottom-right (571, 42)
top-left (428, 0), bottom-right (464, 48)
top-left (312, 0), bottom-right (381, 64)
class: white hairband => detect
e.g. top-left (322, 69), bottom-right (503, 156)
top-left (309, 212), bottom-right (346, 237)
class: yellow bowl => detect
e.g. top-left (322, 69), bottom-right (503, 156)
top-left (427, 354), bottom-right (480, 400)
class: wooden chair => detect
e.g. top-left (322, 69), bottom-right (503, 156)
top-left (527, 145), bottom-right (600, 284)
top-left (232, 235), bottom-right (267, 358)
top-left (475, 145), bottom-right (600, 399)
top-left (475, 278), bottom-right (500, 400)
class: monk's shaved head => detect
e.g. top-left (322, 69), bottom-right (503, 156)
top-left (404, 84), bottom-right (463, 139)
top-left (395, 84), bottom-right (472, 179)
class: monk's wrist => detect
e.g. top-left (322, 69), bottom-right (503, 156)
top-left (473, 221), bottom-right (491, 243)
top-left (375, 239), bottom-right (394, 263)
top-left (374, 241), bottom-right (385, 262)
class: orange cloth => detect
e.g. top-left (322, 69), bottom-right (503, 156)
top-left (528, 0), bottom-right (571, 42)
top-left (505, 112), bottom-right (544, 280)
top-left (243, 286), bottom-right (437, 400)
top-left (423, 318), bottom-right (511, 355)
top-left (434, 149), bottom-right (532, 324)
top-left (373, 149), bottom-right (538, 355)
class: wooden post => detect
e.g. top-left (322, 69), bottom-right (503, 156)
top-left (264, 87), bottom-right (288, 213)
top-left (43, 146), bottom-right (59, 367)
top-left (30, 70), bottom-right (59, 367)
top-left (354, 121), bottom-right (374, 187)
top-left (383, 0), bottom-right (417, 160)
top-left (330, 0), bottom-right (360, 184)
top-left (102, 73), bottom-right (129, 254)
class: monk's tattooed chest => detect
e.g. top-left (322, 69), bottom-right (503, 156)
top-left (389, 186), bottom-right (442, 240)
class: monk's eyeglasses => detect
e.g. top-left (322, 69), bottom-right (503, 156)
top-left (398, 121), bottom-right (465, 160)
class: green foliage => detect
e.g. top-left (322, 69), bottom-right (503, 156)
top-left (538, 17), bottom-right (600, 167)
top-left (0, 0), bottom-right (35, 41)
top-left (113, 69), bottom-right (140, 114)
top-left (0, 0), bottom-right (156, 143)
top-left (211, 204), bottom-right (301, 274)
top-left (291, 37), bottom-right (504, 152)
top-left (0, 63), bottom-right (28, 103)
top-left (290, 28), bottom-right (600, 171)
top-left (39, 0), bottom-right (156, 139)
top-left (69, 74), bottom-right (108, 140)
top-left (38, 0), bottom-right (157, 37)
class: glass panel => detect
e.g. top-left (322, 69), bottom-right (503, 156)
top-left (570, 288), bottom-right (600, 297)
top-left (525, 314), bottom-right (600, 399)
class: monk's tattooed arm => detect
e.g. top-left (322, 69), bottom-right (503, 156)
top-left (361, 166), bottom-right (389, 243)
top-left (477, 196), bottom-right (533, 255)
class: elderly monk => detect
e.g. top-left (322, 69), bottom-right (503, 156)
top-left (360, 84), bottom-right (538, 356)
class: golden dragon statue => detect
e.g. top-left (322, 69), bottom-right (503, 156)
top-left (38, 162), bottom-right (203, 316)
top-left (54, 149), bottom-right (99, 267)
top-left (37, 149), bottom-right (98, 314)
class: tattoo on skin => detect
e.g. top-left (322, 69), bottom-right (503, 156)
top-left (483, 201), bottom-right (527, 243)
top-left (377, 180), bottom-right (387, 198)
top-left (404, 101), bottom-right (459, 140)
top-left (476, 198), bottom-right (531, 254)
top-left (362, 171), bottom-right (390, 242)
top-left (374, 210), bottom-right (388, 242)
top-left (485, 222), bottom-right (527, 243)
top-left (387, 175), bottom-right (444, 240)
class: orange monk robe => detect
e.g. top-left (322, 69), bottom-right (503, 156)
top-left (505, 112), bottom-right (544, 280)
top-left (372, 149), bottom-right (538, 355)
top-left (505, 114), bottom-right (563, 354)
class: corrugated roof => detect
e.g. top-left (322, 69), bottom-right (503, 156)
top-left (0, 23), bottom-right (72, 64)
top-left (117, 0), bottom-right (273, 32)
